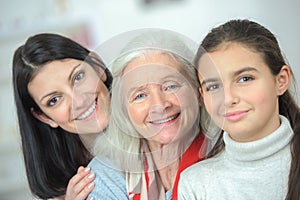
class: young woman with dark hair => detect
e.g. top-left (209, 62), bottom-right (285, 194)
top-left (12, 33), bottom-right (113, 199)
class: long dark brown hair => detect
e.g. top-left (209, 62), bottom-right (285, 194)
top-left (12, 33), bottom-right (112, 198)
top-left (195, 19), bottom-right (300, 199)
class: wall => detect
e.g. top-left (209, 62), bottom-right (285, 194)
top-left (69, 0), bottom-right (300, 100)
top-left (0, 0), bottom-right (299, 199)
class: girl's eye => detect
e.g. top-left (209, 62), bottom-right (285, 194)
top-left (239, 76), bottom-right (253, 83)
top-left (47, 96), bottom-right (60, 107)
top-left (206, 84), bottom-right (219, 92)
top-left (74, 72), bottom-right (84, 83)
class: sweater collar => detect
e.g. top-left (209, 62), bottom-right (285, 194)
top-left (224, 115), bottom-right (293, 162)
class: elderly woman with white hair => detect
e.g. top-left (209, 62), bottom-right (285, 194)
top-left (87, 29), bottom-right (217, 200)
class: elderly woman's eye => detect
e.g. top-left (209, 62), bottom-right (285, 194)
top-left (163, 82), bottom-right (180, 93)
top-left (134, 93), bottom-right (146, 101)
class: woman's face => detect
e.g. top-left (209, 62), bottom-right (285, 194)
top-left (28, 58), bottom-right (110, 134)
top-left (121, 53), bottom-right (199, 148)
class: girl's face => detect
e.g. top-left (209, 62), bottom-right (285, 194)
top-left (121, 53), bottom-right (199, 149)
top-left (28, 58), bottom-right (110, 134)
top-left (197, 42), bottom-right (290, 142)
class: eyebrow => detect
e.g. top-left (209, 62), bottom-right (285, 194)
top-left (40, 91), bottom-right (57, 103)
top-left (127, 73), bottom-right (182, 91)
top-left (232, 66), bottom-right (258, 77)
top-left (200, 66), bottom-right (258, 86)
top-left (40, 64), bottom-right (81, 103)
top-left (68, 64), bottom-right (82, 82)
top-left (127, 84), bottom-right (148, 97)
top-left (200, 78), bottom-right (219, 86)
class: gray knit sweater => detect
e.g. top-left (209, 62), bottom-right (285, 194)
top-left (178, 115), bottom-right (293, 200)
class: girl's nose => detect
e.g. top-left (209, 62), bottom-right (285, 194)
top-left (223, 85), bottom-right (240, 107)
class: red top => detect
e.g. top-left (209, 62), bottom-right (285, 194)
top-left (129, 132), bottom-right (207, 200)
top-left (172, 132), bottom-right (206, 200)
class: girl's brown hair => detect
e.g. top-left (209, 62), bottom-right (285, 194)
top-left (195, 19), bottom-right (300, 199)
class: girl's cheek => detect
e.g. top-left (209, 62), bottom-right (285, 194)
top-left (203, 96), bottom-right (212, 112)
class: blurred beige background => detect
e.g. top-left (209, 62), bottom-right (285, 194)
top-left (0, 0), bottom-right (299, 199)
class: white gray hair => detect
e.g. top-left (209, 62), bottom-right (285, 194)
top-left (93, 29), bottom-right (218, 172)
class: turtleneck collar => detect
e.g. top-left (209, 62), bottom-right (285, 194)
top-left (224, 115), bottom-right (293, 162)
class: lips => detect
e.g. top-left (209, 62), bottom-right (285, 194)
top-left (150, 113), bottom-right (180, 125)
top-left (223, 110), bottom-right (249, 122)
top-left (75, 100), bottom-right (97, 120)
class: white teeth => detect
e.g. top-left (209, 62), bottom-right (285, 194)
top-left (151, 114), bottom-right (179, 124)
top-left (76, 101), bottom-right (96, 120)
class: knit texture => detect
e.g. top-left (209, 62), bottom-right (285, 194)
top-left (87, 157), bottom-right (128, 200)
top-left (178, 115), bottom-right (293, 200)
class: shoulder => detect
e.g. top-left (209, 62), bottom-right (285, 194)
top-left (178, 152), bottom-right (225, 199)
top-left (87, 157), bottom-right (128, 200)
top-left (181, 151), bottom-right (224, 182)
top-left (88, 156), bottom-right (125, 180)
top-left (88, 156), bottom-right (108, 169)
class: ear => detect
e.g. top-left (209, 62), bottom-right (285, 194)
top-left (276, 65), bottom-right (290, 96)
top-left (31, 108), bottom-right (59, 128)
top-left (89, 51), bottom-right (107, 82)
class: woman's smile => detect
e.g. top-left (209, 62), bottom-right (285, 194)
top-left (75, 99), bottom-right (97, 120)
top-left (149, 112), bottom-right (180, 125)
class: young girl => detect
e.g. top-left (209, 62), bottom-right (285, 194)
top-left (178, 19), bottom-right (300, 199)
top-left (12, 33), bottom-right (114, 199)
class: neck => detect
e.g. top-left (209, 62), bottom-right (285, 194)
top-left (79, 132), bottom-right (100, 151)
top-left (224, 115), bottom-right (293, 162)
top-left (147, 139), bottom-right (183, 169)
top-left (146, 132), bottom-right (197, 191)
top-left (158, 160), bottom-right (180, 191)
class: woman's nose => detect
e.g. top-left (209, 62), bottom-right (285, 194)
top-left (149, 89), bottom-right (172, 113)
top-left (71, 90), bottom-right (89, 110)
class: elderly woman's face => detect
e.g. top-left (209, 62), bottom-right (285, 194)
top-left (28, 58), bottom-right (110, 134)
top-left (121, 53), bottom-right (199, 147)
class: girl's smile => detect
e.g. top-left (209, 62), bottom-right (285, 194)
top-left (223, 110), bottom-right (250, 122)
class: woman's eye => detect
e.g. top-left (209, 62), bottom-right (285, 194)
top-left (136, 94), bottom-right (144, 99)
top-left (134, 93), bottom-right (146, 101)
top-left (74, 72), bottom-right (84, 83)
top-left (163, 83), bottom-right (180, 92)
top-left (167, 85), bottom-right (176, 90)
top-left (47, 96), bottom-right (60, 106)
top-left (239, 76), bottom-right (253, 83)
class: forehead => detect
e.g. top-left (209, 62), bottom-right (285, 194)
top-left (197, 43), bottom-right (266, 78)
top-left (124, 52), bottom-right (182, 72)
top-left (121, 53), bottom-right (186, 87)
top-left (33, 58), bottom-right (84, 79)
top-left (28, 59), bottom-right (85, 96)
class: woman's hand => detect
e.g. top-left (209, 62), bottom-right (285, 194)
top-left (65, 166), bottom-right (95, 200)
